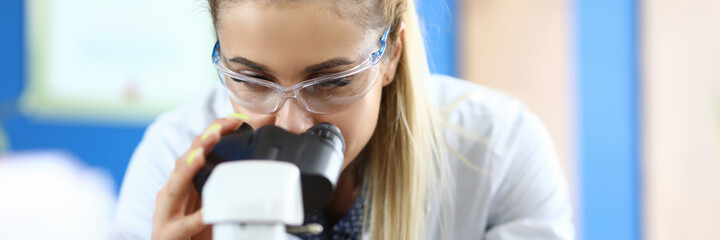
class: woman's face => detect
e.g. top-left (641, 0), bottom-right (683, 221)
top-left (215, 1), bottom-right (397, 168)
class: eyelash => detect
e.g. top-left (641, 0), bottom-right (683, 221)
top-left (248, 74), bottom-right (271, 81)
top-left (318, 77), bottom-right (352, 87)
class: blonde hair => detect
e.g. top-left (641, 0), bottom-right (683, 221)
top-left (362, 0), bottom-right (449, 239)
top-left (208, 0), bottom-right (449, 239)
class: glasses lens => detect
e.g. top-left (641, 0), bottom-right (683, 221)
top-left (221, 74), bottom-right (283, 114)
top-left (299, 67), bottom-right (378, 113)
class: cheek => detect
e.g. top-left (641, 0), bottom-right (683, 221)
top-left (326, 83), bottom-right (383, 168)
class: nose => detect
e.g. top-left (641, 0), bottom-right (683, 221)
top-left (274, 98), bottom-right (315, 134)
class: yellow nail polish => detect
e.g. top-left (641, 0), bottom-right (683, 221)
top-left (187, 147), bottom-right (204, 165)
top-left (227, 113), bottom-right (249, 120)
top-left (201, 124), bottom-right (222, 141)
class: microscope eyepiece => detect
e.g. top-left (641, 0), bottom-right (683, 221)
top-left (305, 123), bottom-right (345, 153)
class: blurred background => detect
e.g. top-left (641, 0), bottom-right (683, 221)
top-left (1, 0), bottom-right (718, 239)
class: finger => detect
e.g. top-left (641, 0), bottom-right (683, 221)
top-left (184, 186), bottom-right (198, 215)
top-left (161, 147), bottom-right (206, 214)
top-left (173, 113), bottom-right (248, 173)
top-left (153, 187), bottom-right (169, 222)
top-left (167, 114), bottom-right (247, 198)
top-left (188, 113), bottom-right (249, 152)
top-left (155, 208), bottom-right (205, 240)
top-left (172, 208), bottom-right (206, 239)
top-left (160, 114), bottom-right (248, 218)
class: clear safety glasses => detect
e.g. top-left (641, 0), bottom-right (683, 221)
top-left (212, 25), bottom-right (392, 114)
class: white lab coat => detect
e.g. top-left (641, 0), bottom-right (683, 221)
top-left (114, 75), bottom-right (574, 239)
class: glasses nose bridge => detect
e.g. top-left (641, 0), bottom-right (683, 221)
top-left (274, 87), bottom-right (309, 113)
top-left (278, 87), bottom-right (301, 103)
top-left (281, 88), bottom-right (298, 98)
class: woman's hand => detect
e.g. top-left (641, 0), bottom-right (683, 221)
top-left (151, 114), bottom-right (248, 240)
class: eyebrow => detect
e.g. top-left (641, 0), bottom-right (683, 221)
top-left (227, 55), bottom-right (355, 74)
top-left (303, 58), bottom-right (355, 73)
top-left (228, 56), bottom-right (271, 73)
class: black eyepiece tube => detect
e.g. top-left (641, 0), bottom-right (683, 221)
top-left (193, 122), bottom-right (345, 215)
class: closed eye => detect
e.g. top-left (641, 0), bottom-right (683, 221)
top-left (232, 70), bottom-right (273, 82)
top-left (245, 75), bottom-right (272, 81)
top-left (318, 78), bottom-right (351, 87)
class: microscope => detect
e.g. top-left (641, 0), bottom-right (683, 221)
top-left (193, 123), bottom-right (345, 240)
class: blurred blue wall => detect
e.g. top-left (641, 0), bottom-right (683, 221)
top-left (0, 0), bottom-right (457, 193)
top-left (416, 0), bottom-right (457, 77)
top-left (577, 0), bottom-right (640, 239)
top-left (0, 0), bottom-right (157, 192)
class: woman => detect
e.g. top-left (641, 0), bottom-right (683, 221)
top-left (114, 0), bottom-right (574, 239)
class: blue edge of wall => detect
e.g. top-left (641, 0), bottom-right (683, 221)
top-left (1, 0), bottom-right (637, 239)
top-left (577, 0), bottom-right (639, 240)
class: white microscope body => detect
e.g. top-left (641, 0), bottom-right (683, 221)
top-left (202, 160), bottom-right (303, 240)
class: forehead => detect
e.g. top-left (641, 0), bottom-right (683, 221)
top-left (215, 1), bottom-right (373, 65)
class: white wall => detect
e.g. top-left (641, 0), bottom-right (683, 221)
top-left (642, 0), bottom-right (720, 239)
